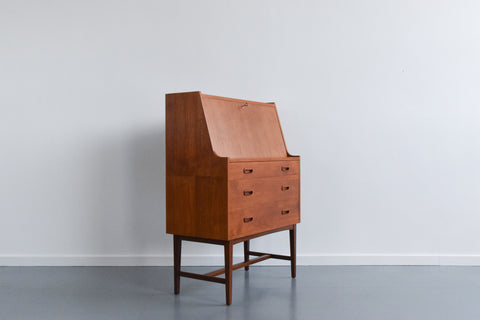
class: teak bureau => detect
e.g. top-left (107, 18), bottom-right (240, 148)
top-left (166, 91), bottom-right (300, 305)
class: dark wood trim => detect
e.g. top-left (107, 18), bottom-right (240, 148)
top-left (173, 224), bottom-right (294, 245)
top-left (243, 240), bottom-right (250, 271)
top-left (234, 254), bottom-right (270, 270)
top-left (205, 254), bottom-right (271, 277)
top-left (290, 224), bottom-right (296, 278)
top-left (173, 235), bottom-right (181, 294)
top-left (174, 235), bottom-right (227, 245)
top-left (179, 271), bottom-right (226, 284)
top-left (203, 268), bottom-right (226, 277)
top-left (224, 242), bottom-right (233, 305)
top-left (248, 251), bottom-right (291, 261)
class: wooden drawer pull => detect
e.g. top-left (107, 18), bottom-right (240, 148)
top-left (243, 190), bottom-right (254, 196)
top-left (281, 210), bottom-right (290, 215)
top-left (243, 168), bottom-right (254, 174)
top-left (281, 166), bottom-right (290, 172)
top-left (243, 217), bottom-right (254, 223)
top-left (281, 185), bottom-right (290, 191)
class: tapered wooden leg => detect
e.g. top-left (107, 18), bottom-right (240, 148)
top-left (174, 235), bottom-right (182, 294)
top-left (289, 225), bottom-right (296, 278)
top-left (224, 242), bottom-right (233, 305)
top-left (243, 240), bottom-right (250, 271)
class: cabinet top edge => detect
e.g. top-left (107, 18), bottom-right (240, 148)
top-left (165, 91), bottom-right (275, 107)
top-left (165, 91), bottom-right (201, 96)
top-left (228, 157), bottom-right (300, 163)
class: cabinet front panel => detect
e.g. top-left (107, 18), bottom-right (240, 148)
top-left (201, 96), bottom-right (288, 158)
top-left (228, 199), bottom-right (300, 239)
top-left (229, 176), bottom-right (299, 209)
top-left (229, 160), bottom-right (299, 180)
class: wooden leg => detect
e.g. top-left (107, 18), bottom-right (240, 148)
top-left (243, 240), bottom-right (250, 271)
top-left (174, 235), bottom-right (182, 294)
top-left (224, 241), bottom-right (233, 305)
top-left (289, 225), bottom-right (296, 278)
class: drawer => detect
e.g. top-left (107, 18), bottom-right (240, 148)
top-left (228, 199), bottom-right (300, 238)
top-left (229, 160), bottom-right (299, 180)
top-left (229, 176), bottom-right (299, 209)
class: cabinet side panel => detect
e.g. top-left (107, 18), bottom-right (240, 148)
top-left (166, 176), bottom-right (195, 234)
top-left (166, 93), bottom-right (198, 176)
top-left (195, 176), bottom-right (228, 239)
top-left (166, 92), bottom-right (228, 240)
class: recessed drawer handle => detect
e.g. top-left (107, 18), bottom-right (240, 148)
top-left (243, 168), bottom-right (254, 174)
top-left (281, 185), bottom-right (290, 191)
top-left (243, 190), bottom-right (254, 196)
top-left (281, 166), bottom-right (290, 172)
top-left (281, 210), bottom-right (290, 215)
top-left (243, 217), bottom-right (254, 223)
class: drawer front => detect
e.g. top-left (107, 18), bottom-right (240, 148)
top-left (229, 176), bottom-right (299, 209)
top-left (229, 199), bottom-right (300, 239)
top-left (229, 160), bottom-right (299, 180)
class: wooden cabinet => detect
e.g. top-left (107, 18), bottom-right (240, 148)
top-left (166, 91), bottom-right (300, 305)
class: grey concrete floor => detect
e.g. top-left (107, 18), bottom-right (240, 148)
top-left (1, 266), bottom-right (480, 320)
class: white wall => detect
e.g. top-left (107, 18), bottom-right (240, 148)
top-left (2, 0), bottom-right (480, 266)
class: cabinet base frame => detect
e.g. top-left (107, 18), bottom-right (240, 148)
top-left (173, 224), bottom-right (297, 305)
